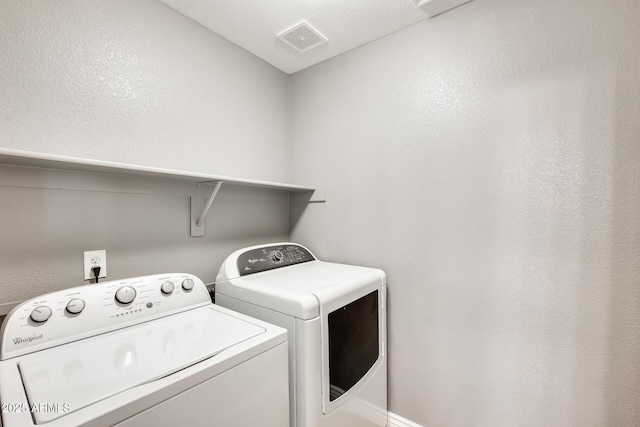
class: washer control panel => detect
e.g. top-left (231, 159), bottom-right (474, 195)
top-left (237, 244), bottom-right (315, 276)
top-left (0, 273), bottom-right (210, 360)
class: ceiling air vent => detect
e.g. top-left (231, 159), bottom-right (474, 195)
top-left (277, 21), bottom-right (327, 53)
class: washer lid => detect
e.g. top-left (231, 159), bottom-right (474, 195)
top-left (215, 260), bottom-right (386, 319)
top-left (18, 306), bottom-right (265, 424)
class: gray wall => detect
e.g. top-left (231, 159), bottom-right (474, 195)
top-left (0, 0), bottom-right (290, 308)
top-left (0, 0), bottom-right (289, 181)
top-left (289, 0), bottom-right (640, 425)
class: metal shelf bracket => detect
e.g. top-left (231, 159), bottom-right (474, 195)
top-left (190, 181), bottom-right (223, 237)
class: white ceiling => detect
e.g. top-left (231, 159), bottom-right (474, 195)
top-left (157, 0), bottom-right (473, 74)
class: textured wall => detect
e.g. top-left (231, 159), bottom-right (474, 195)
top-left (0, 0), bottom-right (288, 182)
top-left (0, 0), bottom-right (290, 307)
top-left (289, 0), bottom-right (640, 425)
top-left (0, 172), bottom-right (289, 306)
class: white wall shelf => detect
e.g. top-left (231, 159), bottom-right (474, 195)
top-left (0, 148), bottom-right (324, 236)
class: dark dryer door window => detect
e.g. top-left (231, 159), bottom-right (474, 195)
top-left (328, 290), bottom-right (379, 401)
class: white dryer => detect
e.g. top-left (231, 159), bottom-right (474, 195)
top-left (0, 273), bottom-right (289, 427)
top-left (215, 243), bottom-right (387, 427)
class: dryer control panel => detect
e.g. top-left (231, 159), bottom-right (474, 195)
top-left (237, 244), bottom-right (315, 276)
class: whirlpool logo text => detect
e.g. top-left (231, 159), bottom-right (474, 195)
top-left (13, 334), bottom-right (43, 345)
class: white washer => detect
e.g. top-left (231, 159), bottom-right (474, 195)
top-left (0, 273), bottom-right (289, 427)
top-left (215, 243), bottom-right (387, 427)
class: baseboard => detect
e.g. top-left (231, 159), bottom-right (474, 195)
top-left (387, 411), bottom-right (424, 427)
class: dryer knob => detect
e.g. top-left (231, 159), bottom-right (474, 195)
top-left (30, 306), bottom-right (52, 323)
top-left (66, 298), bottom-right (86, 314)
top-left (161, 281), bottom-right (175, 295)
top-left (182, 279), bottom-right (194, 291)
top-left (272, 251), bottom-right (284, 262)
top-left (115, 286), bottom-right (137, 305)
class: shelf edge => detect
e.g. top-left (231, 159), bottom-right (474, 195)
top-left (0, 148), bottom-right (316, 192)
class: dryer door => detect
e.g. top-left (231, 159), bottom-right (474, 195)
top-left (314, 270), bottom-right (386, 415)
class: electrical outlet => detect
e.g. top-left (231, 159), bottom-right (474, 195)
top-left (84, 250), bottom-right (107, 281)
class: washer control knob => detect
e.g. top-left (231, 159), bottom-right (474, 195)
top-left (66, 298), bottom-right (86, 315)
top-left (115, 286), bottom-right (136, 305)
top-left (161, 281), bottom-right (175, 295)
top-left (30, 306), bottom-right (52, 323)
top-left (182, 279), bottom-right (194, 291)
top-left (272, 251), bottom-right (284, 262)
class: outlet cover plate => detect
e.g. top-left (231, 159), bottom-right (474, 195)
top-left (84, 250), bottom-right (107, 280)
